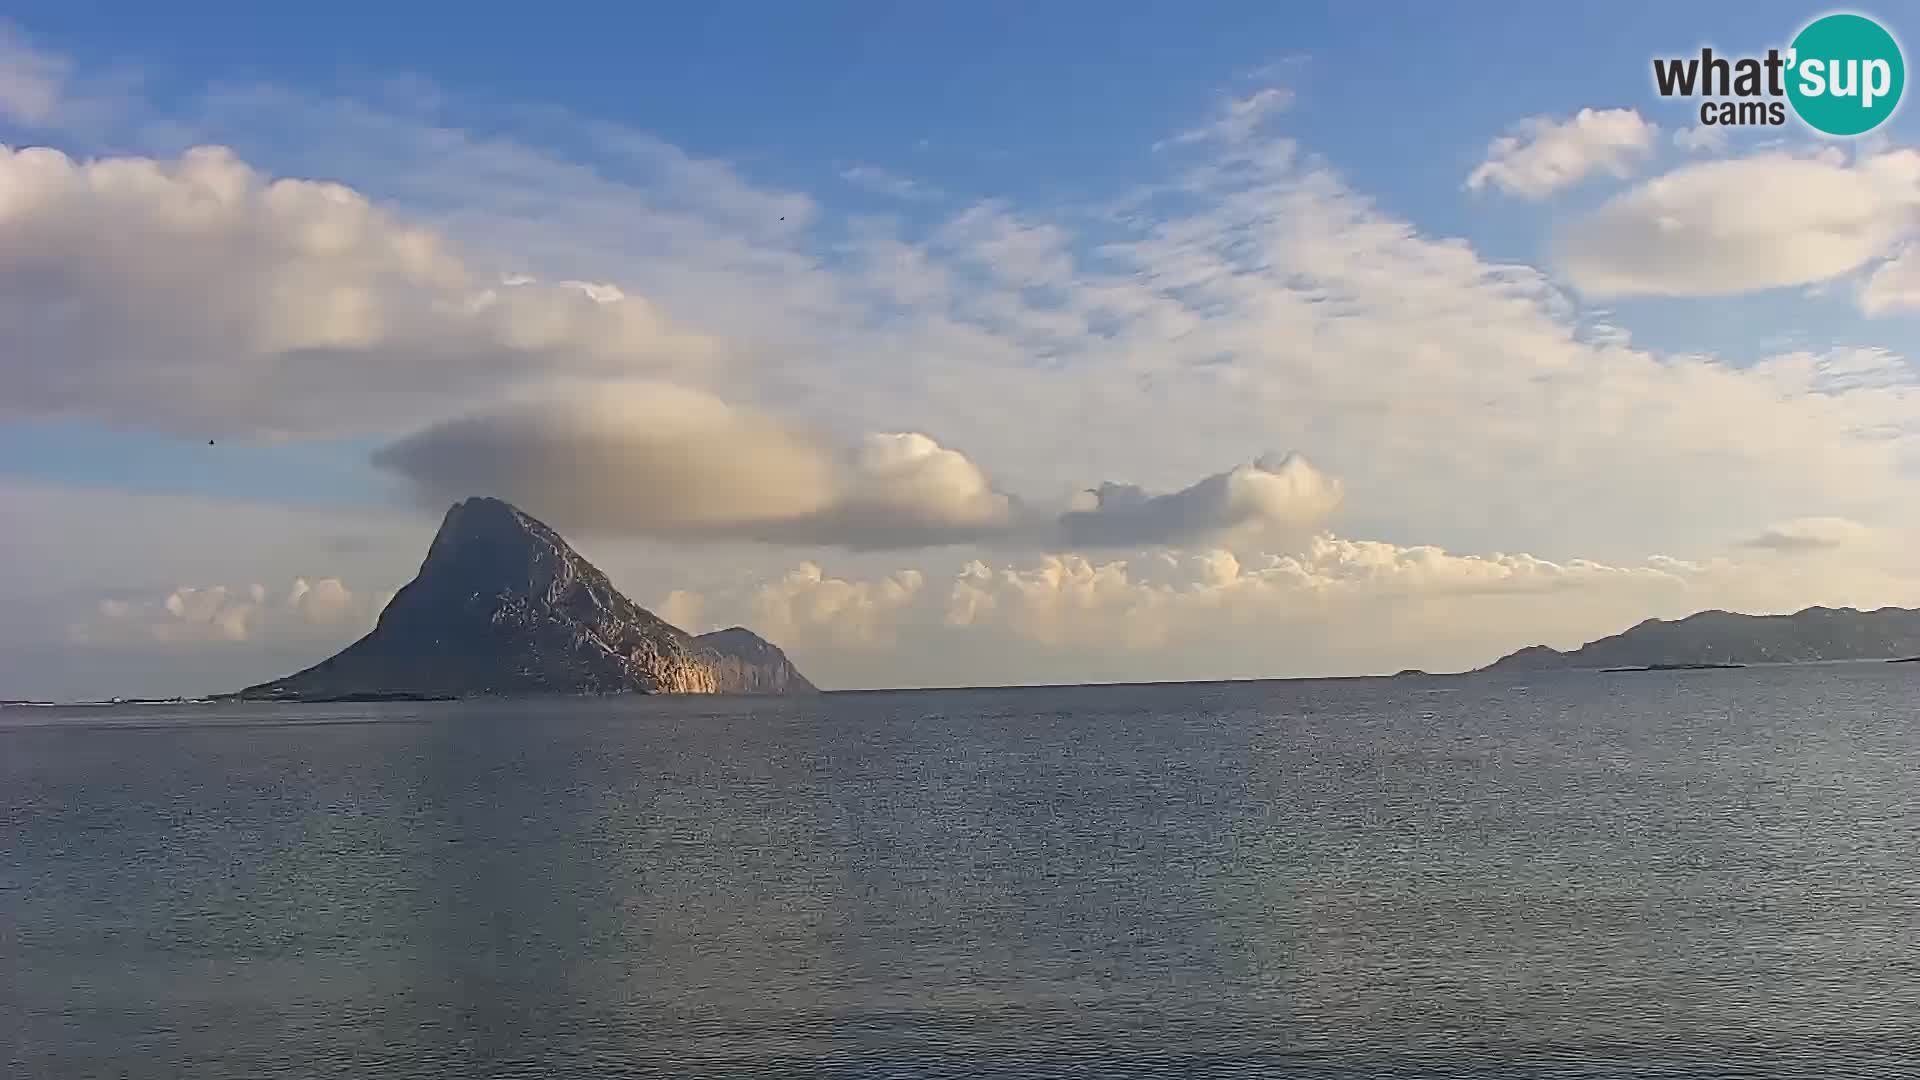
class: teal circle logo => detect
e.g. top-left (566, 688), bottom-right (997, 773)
top-left (1787, 13), bottom-right (1905, 136)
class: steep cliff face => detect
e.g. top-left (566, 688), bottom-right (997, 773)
top-left (694, 627), bottom-right (819, 694)
top-left (233, 497), bottom-right (815, 700)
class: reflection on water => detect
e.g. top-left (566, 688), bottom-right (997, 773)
top-left (6, 666), bottom-right (1920, 1077)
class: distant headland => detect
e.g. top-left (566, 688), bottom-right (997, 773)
top-left (1481, 605), bottom-right (1920, 673)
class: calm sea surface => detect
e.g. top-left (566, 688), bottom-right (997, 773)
top-left (6, 664), bottom-right (1920, 1078)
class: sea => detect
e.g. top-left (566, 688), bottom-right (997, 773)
top-left (5, 662), bottom-right (1920, 1079)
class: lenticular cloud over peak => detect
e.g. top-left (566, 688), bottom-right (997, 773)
top-left (371, 382), bottom-right (1342, 553)
top-left (371, 381), bottom-right (1021, 550)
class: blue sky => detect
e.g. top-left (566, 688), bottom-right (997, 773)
top-left (9, 1), bottom-right (1917, 504)
top-left (7, 4), bottom-right (1920, 695)
top-left (2, 5), bottom-right (1849, 179)
top-left (9, 2), bottom-right (1893, 237)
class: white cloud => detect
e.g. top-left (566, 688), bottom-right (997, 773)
top-left (1162, 87), bottom-right (1293, 148)
top-left (78, 576), bottom-right (391, 646)
top-left (840, 164), bottom-right (933, 200)
top-left (160, 83), bottom-right (832, 357)
top-left (844, 218), bottom-right (953, 306)
top-left (11, 67), bottom-right (1920, 695)
top-left (156, 587), bottom-right (255, 643)
top-left (1859, 245), bottom-right (1920, 314)
top-left (371, 381), bottom-right (1017, 549)
top-left (827, 432), bottom-right (1017, 548)
top-left (287, 576), bottom-right (363, 622)
top-left (9, 94), bottom-right (1916, 567)
top-left (1558, 150), bottom-right (1920, 298)
top-left (1075, 138), bottom-right (1920, 559)
top-left (374, 381), bottom-right (837, 534)
top-left (941, 538), bottom-right (1690, 654)
top-left (933, 202), bottom-right (1077, 288)
top-left (1467, 108), bottom-right (1658, 198)
top-left (21, 477), bottom-right (1920, 695)
top-left (668, 533), bottom-right (1920, 687)
top-left (372, 380), bottom-right (1347, 551)
top-left (1672, 125), bottom-right (1729, 154)
top-left (0, 22), bottom-right (65, 126)
top-left (0, 144), bottom-right (719, 437)
top-left (750, 562), bottom-right (925, 649)
top-left (1060, 453), bottom-right (1340, 548)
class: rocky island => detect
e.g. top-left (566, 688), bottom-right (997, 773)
top-left (227, 497), bottom-right (816, 701)
top-left (1482, 605), bottom-right (1920, 673)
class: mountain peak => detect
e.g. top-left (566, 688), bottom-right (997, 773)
top-left (376, 496), bottom-right (645, 657)
top-left (231, 498), bottom-right (817, 700)
top-left (416, 496), bottom-right (564, 585)
top-left (438, 495), bottom-right (533, 537)
top-left (698, 626), bottom-right (775, 649)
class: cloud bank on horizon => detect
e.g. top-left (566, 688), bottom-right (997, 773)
top-left (3, 11), bottom-right (1920, 697)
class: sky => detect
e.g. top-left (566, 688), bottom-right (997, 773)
top-left (8, 4), bottom-right (1920, 698)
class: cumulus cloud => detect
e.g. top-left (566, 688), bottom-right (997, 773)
top-left (5, 95), bottom-right (1918, 568)
top-left (1557, 150), bottom-right (1920, 298)
top-left (0, 483), bottom-right (447, 698)
top-left (1467, 108), bottom-right (1658, 198)
top-left (76, 577), bottom-right (392, 646)
top-left (821, 432), bottom-right (1019, 548)
top-left (1059, 452), bottom-right (1340, 548)
top-left (24, 474), bottom-right (1920, 696)
top-left (11, 68), bottom-right (1920, 697)
top-left (0, 144), bottom-right (718, 437)
top-left (372, 381), bottom-right (1017, 549)
top-left (943, 538), bottom-right (1694, 653)
top-left (933, 534), bottom-right (1917, 671)
top-left (1740, 516), bottom-right (1876, 552)
top-left (662, 531), bottom-right (1920, 688)
top-left (750, 562), bottom-right (925, 649)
